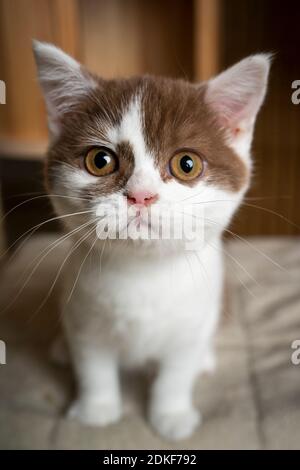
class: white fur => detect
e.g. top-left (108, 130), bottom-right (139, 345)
top-left (63, 235), bottom-right (223, 440)
top-left (34, 44), bottom-right (270, 441)
top-left (108, 96), bottom-right (162, 196)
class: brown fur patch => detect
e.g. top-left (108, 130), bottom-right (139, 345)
top-left (141, 76), bottom-right (249, 192)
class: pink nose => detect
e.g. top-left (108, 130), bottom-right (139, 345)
top-left (126, 190), bottom-right (158, 206)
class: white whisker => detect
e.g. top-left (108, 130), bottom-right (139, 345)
top-left (1, 218), bottom-right (98, 315)
top-left (188, 199), bottom-right (299, 231)
top-left (2, 208), bottom-right (95, 262)
top-left (1, 193), bottom-right (93, 225)
top-left (65, 235), bottom-right (98, 306)
top-left (29, 223), bottom-right (97, 322)
top-left (210, 240), bottom-right (261, 287)
top-left (208, 241), bottom-right (258, 299)
top-left (175, 209), bottom-right (288, 273)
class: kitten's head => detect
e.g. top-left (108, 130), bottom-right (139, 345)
top-left (33, 41), bottom-right (270, 250)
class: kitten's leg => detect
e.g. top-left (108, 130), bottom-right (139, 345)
top-left (68, 343), bottom-right (122, 427)
top-left (149, 349), bottom-right (203, 441)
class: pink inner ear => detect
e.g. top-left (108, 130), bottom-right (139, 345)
top-left (212, 96), bottom-right (256, 137)
top-left (213, 96), bottom-right (250, 128)
top-left (233, 127), bottom-right (241, 136)
top-left (206, 55), bottom-right (270, 138)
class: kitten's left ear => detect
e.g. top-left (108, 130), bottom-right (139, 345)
top-left (205, 54), bottom-right (271, 156)
top-left (33, 40), bottom-right (97, 138)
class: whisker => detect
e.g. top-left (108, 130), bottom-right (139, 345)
top-left (210, 222), bottom-right (288, 273)
top-left (28, 223), bottom-right (97, 322)
top-left (47, 193), bottom-right (92, 202)
top-left (187, 200), bottom-right (299, 231)
top-left (174, 209), bottom-right (288, 272)
top-left (192, 251), bottom-right (213, 297)
top-left (176, 190), bottom-right (291, 204)
top-left (66, 234), bottom-right (98, 305)
top-left (183, 252), bottom-right (197, 289)
top-left (4, 191), bottom-right (46, 200)
top-left (99, 238), bottom-right (107, 276)
top-left (210, 240), bottom-right (261, 287)
top-left (0, 194), bottom-right (93, 224)
top-left (5, 190), bottom-right (94, 201)
top-left (208, 241), bottom-right (258, 299)
top-left (1, 208), bottom-right (95, 261)
top-left (0, 218), bottom-right (98, 315)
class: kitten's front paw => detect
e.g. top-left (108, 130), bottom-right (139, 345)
top-left (150, 407), bottom-right (201, 441)
top-left (68, 398), bottom-right (122, 427)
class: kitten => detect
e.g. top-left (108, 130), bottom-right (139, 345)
top-left (33, 41), bottom-right (270, 441)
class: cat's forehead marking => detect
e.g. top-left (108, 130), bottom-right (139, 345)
top-left (107, 93), bottom-right (161, 178)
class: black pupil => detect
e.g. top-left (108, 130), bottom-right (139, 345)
top-left (180, 155), bottom-right (194, 173)
top-left (94, 151), bottom-right (111, 169)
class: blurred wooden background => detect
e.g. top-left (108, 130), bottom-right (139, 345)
top-left (0, 0), bottom-right (299, 236)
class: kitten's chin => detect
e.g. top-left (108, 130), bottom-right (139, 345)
top-left (108, 237), bottom-right (190, 255)
top-left (95, 233), bottom-right (210, 256)
top-left (126, 216), bottom-right (160, 241)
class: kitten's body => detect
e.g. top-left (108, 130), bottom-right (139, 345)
top-left (62, 239), bottom-right (222, 439)
top-left (33, 42), bottom-right (270, 440)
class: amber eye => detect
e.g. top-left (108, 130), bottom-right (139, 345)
top-left (170, 152), bottom-right (204, 181)
top-left (85, 148), bottom-right (118, 176)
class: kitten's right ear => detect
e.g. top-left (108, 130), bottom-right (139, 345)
top-left (204, 54), bottom-right (271, 158)
top-left (32, 40), bottom-right (97, 138)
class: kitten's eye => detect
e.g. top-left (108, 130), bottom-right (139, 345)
top-left (170, 152), bottom-right (203, 181)
top-left (85, 148), bottom-right (118, 176)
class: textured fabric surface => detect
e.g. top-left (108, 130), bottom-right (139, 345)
top-left (0, 235), bottom-right (299, 449)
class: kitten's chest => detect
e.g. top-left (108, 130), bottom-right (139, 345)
top-left (95, 258), bottom-right (195, 363)
top-left (66, 244), bottom-right (222, 364)
top-left (97, 253), bottom-right (185, 325)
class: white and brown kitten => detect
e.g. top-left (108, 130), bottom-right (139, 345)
top-left (33, 41), bottom-right (270, 441)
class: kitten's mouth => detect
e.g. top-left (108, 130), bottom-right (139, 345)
top-left (96, 200), bottom-right (204, 243)
top-left (128, 207), bottom-right (154, 229)
top-left (127, 204), bottom-right (151, 219)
